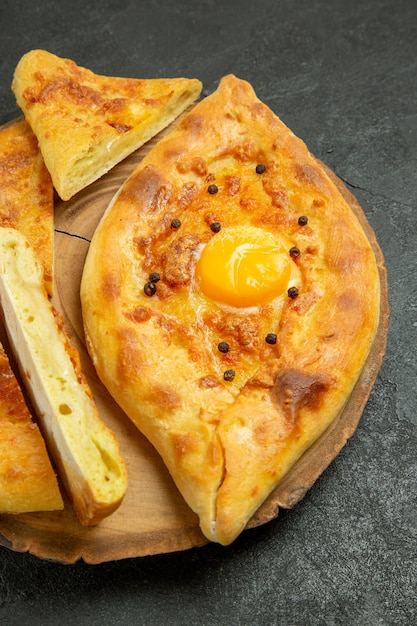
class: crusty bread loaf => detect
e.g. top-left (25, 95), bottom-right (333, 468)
top-left (0, 226), bottom-right (128, 525)
top-left (12, 49), bottom-right (202, 200)
top-left (0, 340), bottom-right (63, 514)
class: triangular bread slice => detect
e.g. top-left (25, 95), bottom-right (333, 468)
top-left (0, 227), bottom-right (128, 525)
top-left (11, 49), bottom-right (202, 200)
top-left (0, 118), bottom-right (54, 296)
top-left (0, 339), bottom-right (63, 514)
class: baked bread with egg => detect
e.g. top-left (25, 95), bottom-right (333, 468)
top-left (11, 49), bottom-right (202, 200)
top-left (0, 341), bottom-right (63, 514)
top-left (0, 227), bottom-right (128, 525)
top-left (81, 75), bottom-right (380, 544)
top-left (0, 118), bottom-right (54, 295)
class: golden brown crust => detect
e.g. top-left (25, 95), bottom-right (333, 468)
top-left (0, 342), bottom-right (63, 513)
top-left (12, 49), bottom-right (202, 200)
top-left (0, 119), bottom-right (54, 295)
top-left (81, 75), bottom-right (380, 544)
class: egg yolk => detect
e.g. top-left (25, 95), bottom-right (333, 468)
top-left (196, 226), bottom-right (292, 307)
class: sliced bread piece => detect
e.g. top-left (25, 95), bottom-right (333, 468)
top-left (12, 49), bottom-right (202, 200)
top-left (0, 340), bottom-right (63, 514)
top-left (0, 226), bottom-right (128, 525)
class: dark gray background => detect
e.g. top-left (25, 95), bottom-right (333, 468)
top-left (0, 0), bottom-right (416, 624)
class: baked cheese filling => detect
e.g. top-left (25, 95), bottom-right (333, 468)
top-left (124, 156), bottom-right (307, 397)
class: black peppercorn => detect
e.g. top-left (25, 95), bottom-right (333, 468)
top-left (265, 333), bottom-right (277, 345)
top-left (288, 286), bottom-right (299, 299)
top-left (224, 369), bottom-right (235, 381)
top-left (289, 246), bottom-right (301, 258)
top-left (298, 215), bottom-right (308, 226)
top-left (149, 272), bottom-right (160, 283)
top-left (144, 282), bottom-right (157, 296)
top-left (218, 341), bottom-right (230, 353)
top-left (210, 221), bottom-right (221, 233)
top-left (255, 163), bottom-right (266, 174)
top-left (171, 218), bottom-right (181, 229)
top-left (207, 183), bottom-right (218, 194)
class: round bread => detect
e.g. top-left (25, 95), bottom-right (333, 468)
top-left (80, 75), bottom-right (380, 545)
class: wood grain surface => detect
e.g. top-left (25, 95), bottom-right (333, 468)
top-left (0, 119), bottom-right (389, 564)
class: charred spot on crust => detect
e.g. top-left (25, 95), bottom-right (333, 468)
top-left (107, 122), bottom-right (132, 133)
top-left (176, 156), bottom-right (207, 177)
top-left (150, 383), bottom-right (182, 410)
top-left (101, 271), bottom-right (121, 301)
top-left (124, 305), bottom-right (152, 323)
top-left (118, 165), bottom-right (172, 213)
top-left (293, 162), bottom-right (327, 191)
top-left (271, 369), bottom-right (331, 424)
top-left (178, 112), bottom-right (205, 137)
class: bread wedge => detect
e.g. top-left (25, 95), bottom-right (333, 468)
top-left (0, 340), bottom-right (63, 514)
top-left (0, 226), bottom-right (127, 525)
top-left (0, 118), bottom-right (54, 296)
top-left (12, 49), bottom-right (202, 200)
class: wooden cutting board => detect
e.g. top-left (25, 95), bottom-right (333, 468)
top-left (0, 120), bottom-right (389, 564)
